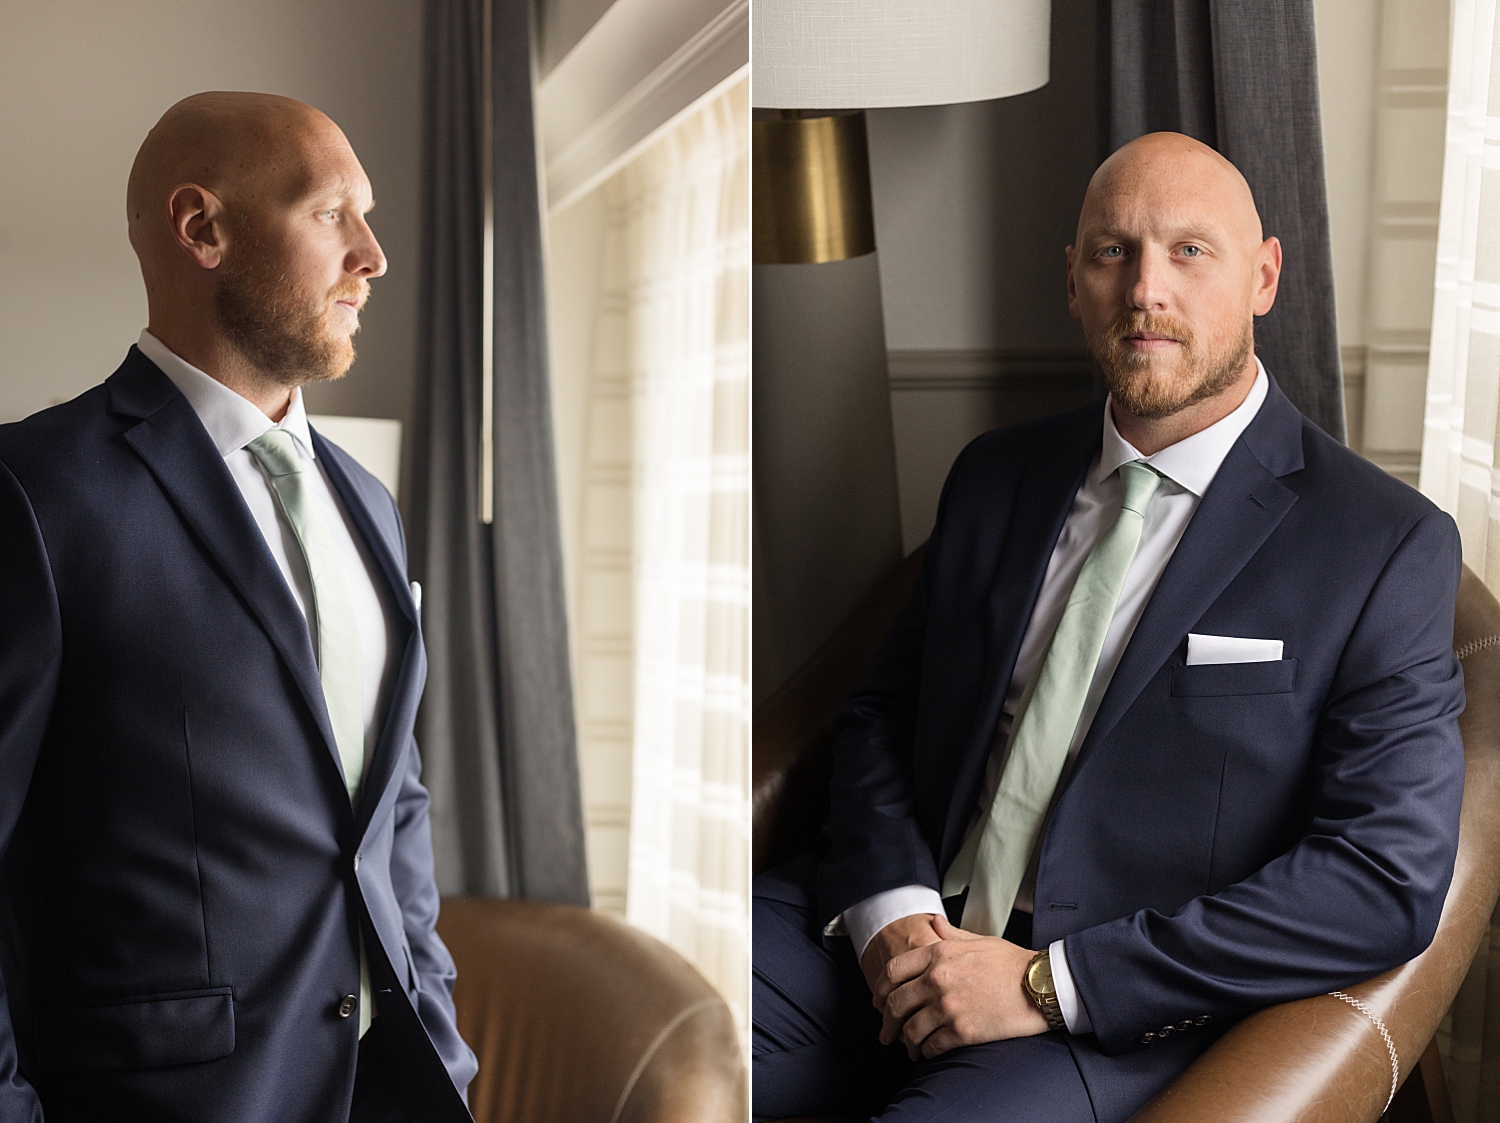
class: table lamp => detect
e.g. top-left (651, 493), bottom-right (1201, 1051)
top-left (752, 0), bottom-right (1051, 697)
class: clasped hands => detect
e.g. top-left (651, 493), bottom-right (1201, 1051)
top-left (859, 912), bottom-right (1049, 1061)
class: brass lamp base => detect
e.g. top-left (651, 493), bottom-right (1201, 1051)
top-left (752, 110), bottom-right (877, 265)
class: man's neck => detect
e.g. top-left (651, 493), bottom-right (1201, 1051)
top-left (146, 320), bottom-right (295, 422)
top-left (1110, 359), bottom-right (1259, 457)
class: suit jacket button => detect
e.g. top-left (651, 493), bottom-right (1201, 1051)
top-left (1141, 1032), bottom-right (1156, 1043)
top-left (338, 995), bottom-right (358, 1019)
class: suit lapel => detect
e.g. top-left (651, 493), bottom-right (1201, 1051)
top-left (937, 407), bottom-right (1101, 869)
top-left (109, 353), bottom-right (347, 797)
top-left (1069, 378), bottom-right (1306, 779)
top-left (311, 431), bottom-right (421, 833)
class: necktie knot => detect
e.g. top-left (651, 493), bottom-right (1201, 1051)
top-left (246, 429), bottom-right (303, 478)
top-left (1119, 459), bottom-right (1162, 516)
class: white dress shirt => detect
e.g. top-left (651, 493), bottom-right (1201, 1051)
top-left (137, 330), bottom-right (397, 772)
top-left (840, 363), bottom-right (1271, 1035)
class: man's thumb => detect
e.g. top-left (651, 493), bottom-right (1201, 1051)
top-left (932, 913), bottom-right (980, 940)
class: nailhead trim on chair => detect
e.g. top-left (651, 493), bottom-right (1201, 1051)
top-left (1455, 634), bottom-right (1500, 661)
top-left (1328, 991), bottom-right (1399, 1113)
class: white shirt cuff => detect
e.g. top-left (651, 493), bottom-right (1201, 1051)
top-left (1049, 939), bottom-right (1091, 1034)
top-left (827, 885), bottom-right (946, 960)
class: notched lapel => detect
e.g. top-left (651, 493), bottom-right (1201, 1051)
top-left (111, 356), bottom-right (348, 802)
top-left (1071, 436), bottom-right (1300, 779)
top-left (311, 431), bottom-right (421, 832)
top-left (936, 409), bottom-right (1101, 870)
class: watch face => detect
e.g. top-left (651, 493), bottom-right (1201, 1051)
top-left (1027, 955), bottom-right (1056, 997)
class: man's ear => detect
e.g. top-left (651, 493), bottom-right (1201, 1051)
top-left (1065, 244), bottom-right (1080, 320)
top-left (1252, 235), bottom-right (1282, 317)
top-left (167, 183), bottom-right (228, 270)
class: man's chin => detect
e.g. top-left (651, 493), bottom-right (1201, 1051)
top-left (1101, 363), bottom-right (1197, 420)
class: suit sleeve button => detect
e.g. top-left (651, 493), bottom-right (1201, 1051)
top-left (338, 995), bottom-right (358, 1018)
top-left (1159, 1026), bottom-right (1174, 1037)
top-left (1196, 1015), bottom-right (1211, 1025)
top-left (1176, 1021), bottom-right (1194, 1031)
top-left (1141, 1032), bottom-right (1156, 1043)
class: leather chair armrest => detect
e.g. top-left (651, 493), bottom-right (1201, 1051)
top-left (1130, 565), bottom-right (1500, 1123)
top-left (437, 897), bottom-right (746, 1123)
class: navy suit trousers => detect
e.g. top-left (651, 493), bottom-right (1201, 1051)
top-left (752, 854), bottom-right (1096, 1123)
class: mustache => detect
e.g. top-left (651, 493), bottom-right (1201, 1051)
top-left (328, 279), bottom-right (370, 310)
top-left (1104, 311), bottom-right (1194, 348)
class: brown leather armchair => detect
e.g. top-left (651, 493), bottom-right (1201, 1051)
top-left (436, 896), bottom-right (747, 1123)
top-left (753, 554), bottom-right (1500, 1123)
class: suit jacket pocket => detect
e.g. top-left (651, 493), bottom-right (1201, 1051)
top-left (37, 987), bottom-right (234, 1073)
top-left (1170, 658), bottom-right (1297, 698)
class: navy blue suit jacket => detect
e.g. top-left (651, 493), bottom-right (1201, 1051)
top-left (0, 348), bottom-right (477, 1121)
top-left (815, 376), bottom-right (1465, 1115)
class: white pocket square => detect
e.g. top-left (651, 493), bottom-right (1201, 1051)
top-left (1186, 633), bottom-right (1283, 665)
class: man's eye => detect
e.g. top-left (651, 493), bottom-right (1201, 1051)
top-left (1180, 244), bottom-right (1201, 257)
top-left (318, 209), bottom-right (337, 220)
top-left (1100, 246), bottom-right (1124, 258)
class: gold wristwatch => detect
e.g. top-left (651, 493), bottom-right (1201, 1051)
top-left (1023, 950), bottom-right (1067, 1032)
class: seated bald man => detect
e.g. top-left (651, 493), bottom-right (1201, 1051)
top-left (0, 93), bottom-right (476, 1122)
top-left (751, 132), bottom-right (1465, 1122)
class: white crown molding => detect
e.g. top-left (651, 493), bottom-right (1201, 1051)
top-left (539, 0), bottom-right (748, 212)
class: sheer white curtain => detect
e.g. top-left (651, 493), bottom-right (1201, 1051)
top-left (1419, 2), bottom-right (1500, 1117)
top-left (606, 78), bottom-right (750, 1042)
top-left (1421, 0), bottom-right (1500, 573)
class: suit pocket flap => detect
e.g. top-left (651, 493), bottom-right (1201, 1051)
top-left (38, 987), bottom-right (235, 1073)
top-left (1171, 658), bottom-right (1297, 697)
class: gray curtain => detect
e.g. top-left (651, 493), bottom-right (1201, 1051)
top-left (409, 0), bottom-right (589, 905)
top-left (1108, 0), bottom-right (1346, 442)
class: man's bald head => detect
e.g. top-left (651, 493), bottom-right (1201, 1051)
top-left (1065, 132), bottom-right (1281, 451)
top-left (126, 92), bottom-right (385, 413)
top-left (1077, 132), bottom-right (1264, 251)
top-left (127, 92), bottom-right (352, 257)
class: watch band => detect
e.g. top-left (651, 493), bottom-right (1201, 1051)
top-left (1024, 950), bottom-right (1067, 1032)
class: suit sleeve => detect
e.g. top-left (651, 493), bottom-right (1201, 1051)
top-left (0, 457), bottom-right (59, 1120)
top-left (385, 487), bottom-right (479, 1095)
top-left (389, 735), bottom-right (479, 1095)
top-left (1064, 507), bottom-right (1467, 1054)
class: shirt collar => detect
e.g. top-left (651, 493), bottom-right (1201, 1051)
top-left (137, 330), bottom-right (315, 461)
top-left (1095, 358), bottom-right (1269, 497)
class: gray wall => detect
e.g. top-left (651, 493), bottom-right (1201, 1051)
top-left (0, 0), bottom-right (423, 487)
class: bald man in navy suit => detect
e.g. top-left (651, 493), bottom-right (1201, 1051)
top-left (0, 93), bottom-right (475, 1122)
top-left (752, 133), bottom-right (1465, 1122)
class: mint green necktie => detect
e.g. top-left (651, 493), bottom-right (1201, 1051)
top-left (247, 429), bottom-right (372, 1036)
top-left (246, 430), bottom-right (367, 801)
top-left (953, 459), bottom-right (1163, 935)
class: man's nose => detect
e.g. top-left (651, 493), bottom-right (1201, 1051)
top-left (1127, 247), bottom-right (1170, 310)
top-left (349, 219), bottom-right (388, 279)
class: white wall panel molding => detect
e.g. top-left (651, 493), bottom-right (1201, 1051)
top-left (1359, 0), bottom-right (1449, 487)
top-left (538, 0), bottom-right (747, 211)
top-left (887, 348), bottom-right (1097, 392)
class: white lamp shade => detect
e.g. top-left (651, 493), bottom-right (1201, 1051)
top-left (752, 0), bottom-right (1051, 109)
